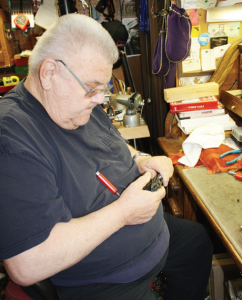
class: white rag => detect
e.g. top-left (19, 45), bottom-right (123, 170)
top-left (178, 123), bottom-right (225, 167)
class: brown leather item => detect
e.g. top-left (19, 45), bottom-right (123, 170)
top-left (220, 89), bottom-right (242, 118)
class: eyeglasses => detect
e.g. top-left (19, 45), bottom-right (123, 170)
top-left (55, 59), bottom-right (113, 98)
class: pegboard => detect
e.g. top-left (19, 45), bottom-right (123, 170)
top-left (0, 0), bottom-right (107, 53)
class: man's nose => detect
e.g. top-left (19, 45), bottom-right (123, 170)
top-left (91, 92), bottom-right (105, 104)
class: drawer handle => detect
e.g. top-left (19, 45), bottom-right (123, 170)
top-left (167, 198), bottom-right (183, 217)
top-left (231, 101), bottom-right (237, 110)
top-left (169, 176), bottom-right (181, 192)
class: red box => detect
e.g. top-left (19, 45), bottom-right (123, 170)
top-left (14, 57), bottom-right (29, 66)
top-left (0, 85), bottom-right (15, 94)
top-left (170, 96), bottom-right (219, 113)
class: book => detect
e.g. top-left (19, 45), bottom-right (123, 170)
top-left (170, 96), bottom-right (219, 113)
top-left (178, 105), bottom-right (225, 119)
top-left (175, 113), bottom-right (230, 128)
top-left (177, 116), bottom-right (237, 135)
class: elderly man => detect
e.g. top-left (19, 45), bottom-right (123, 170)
top-left (0, 14), bottom-right (212, 300)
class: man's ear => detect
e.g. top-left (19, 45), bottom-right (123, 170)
top-left (39, 59), bottom-right (58, 91)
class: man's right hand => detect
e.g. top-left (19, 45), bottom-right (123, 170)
top-left (116, 172), bottom-right (166, 226)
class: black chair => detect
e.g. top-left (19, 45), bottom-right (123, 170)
top-left (0, 261), bottom-right (59, 300)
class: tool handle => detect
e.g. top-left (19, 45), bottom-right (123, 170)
top-left (96, 171), bottom-right (118, 194)
top-left (225, 153), bottom-right (242, 165)
top-left (220, 150), bottom-right (242, 158)
top-left (235, 172), bottom-right (242, 181)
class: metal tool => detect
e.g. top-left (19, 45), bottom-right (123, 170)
top-left (115, 92), bottom-right (145, 127)
top-left (228, 171), bottom-right (242, 181)
top-left (80, 0), bottom-right (88, 10)
top-left (96, 171), bottom-right (120, 196)
top-left (220, 149), bottom-right (242, 165)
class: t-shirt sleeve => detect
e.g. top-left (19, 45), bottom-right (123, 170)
top-left (0, 151), bottom-right (72, 260)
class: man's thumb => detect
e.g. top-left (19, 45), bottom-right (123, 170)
top-left (138, 172), bottom-right (152, 189)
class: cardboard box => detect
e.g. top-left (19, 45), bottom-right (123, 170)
top-left (14, 57), bottom-right (29, 66)
top-left (14, 65), bottom-right (28, 75)
top-left (209, 253), bottom-right (241, 300)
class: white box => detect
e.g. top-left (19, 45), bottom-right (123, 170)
top-left (209, 253), bottom-right (240, 300)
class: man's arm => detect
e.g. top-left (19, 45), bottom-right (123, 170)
top-left (4, 172), bottom-right (165, 286)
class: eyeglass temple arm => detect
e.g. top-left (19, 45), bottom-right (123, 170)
top-left (55, 59), bottom-right (90, 93)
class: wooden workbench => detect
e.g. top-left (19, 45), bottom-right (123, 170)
top-left (157, 137), bottom-right (242, 272)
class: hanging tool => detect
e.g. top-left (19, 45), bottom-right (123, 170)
top-left (103, 105), bottom-right (115, 122)
top-left (14, 13), bottom-right (29, 31)
top-left (96, 171), bottom-right (120, 196)
top-left (89, 1), bottom-right (92, 17)
top-left (80, 0), bottom-right (88, 10)
top-left (228, 171), bottom-right (242, 181)
top-left (220, 149), bottom-right (242, 165)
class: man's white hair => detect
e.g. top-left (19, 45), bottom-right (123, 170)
top-left (28, 14), bottom-right (119, 76)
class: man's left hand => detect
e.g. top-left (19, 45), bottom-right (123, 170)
top-left (135, 156), bottom-right (174, 187)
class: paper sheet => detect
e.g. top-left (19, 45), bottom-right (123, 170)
top-left (201, 49), bottom-right (216, 71)
top-left (182, 0), bottom-right (199, 9)
top-left (196, 0), bottom-right (216, 9)
top-left (186, 37), bottom-right (200, 60)
top-left (191, 25), bottom-right (201, 38)
top-left (217, 0), bottom-right (242, 6)
top-left (214, 44), bottom-right (231, 58)
top-left (182, 59), bottom-right (201, 72)
top-left (186, 9), bottom-right (199, 26)
top-left (34, 0), bottom-right (59, 30)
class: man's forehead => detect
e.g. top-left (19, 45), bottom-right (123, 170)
top-left (81, 65), bottom-right (112, 85)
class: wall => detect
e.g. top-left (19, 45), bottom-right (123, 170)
top-left (177, 5), bottom-right (242, 91)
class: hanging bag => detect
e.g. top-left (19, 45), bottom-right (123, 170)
top-left (152, 28), bottom-right (170, 77)
top-left (165, 4), bottom-right (192, 62)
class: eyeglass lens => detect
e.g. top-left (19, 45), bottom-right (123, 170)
top-left (86, 85), bottom-right (112, 98)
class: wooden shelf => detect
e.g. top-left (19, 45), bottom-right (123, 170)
top-left (113, 122), bottom-right (150, 140)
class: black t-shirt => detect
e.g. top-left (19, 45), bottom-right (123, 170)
top-left (0, 80), bottom-right (168, 284)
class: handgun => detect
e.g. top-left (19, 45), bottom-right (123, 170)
top-left (143, 174), bottom-right (163, 192)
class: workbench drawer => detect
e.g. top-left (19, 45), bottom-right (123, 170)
top-left (221, 90), bottom-right (242, 118)
top-left (165, 174), bottom-right (183, 218)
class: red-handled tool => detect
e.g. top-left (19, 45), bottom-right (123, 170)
top-left (229, 171), bottom-right (242, 181)
top-left (96, 171), bottom-right (120, 196)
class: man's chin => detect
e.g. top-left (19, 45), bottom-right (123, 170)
top-left (73, 114), bottom-right (91, 128)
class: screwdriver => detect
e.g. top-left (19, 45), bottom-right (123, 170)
top-left (96, 171), bottom-right (120, 196)
top-left (228, 171), bottom-right (242, 181)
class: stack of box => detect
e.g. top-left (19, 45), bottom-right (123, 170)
top-left (14, 54), bottom-right (29, 75)
top-left (164, 82), bottom-right (236, 135)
